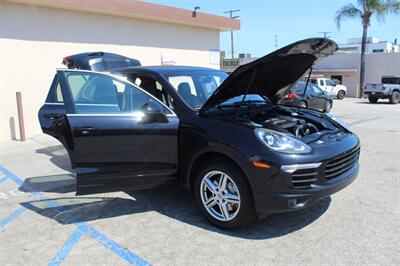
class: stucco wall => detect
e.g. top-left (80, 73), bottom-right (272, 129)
top-left (315, 53), bottom-right (400, 97)
top-left (0, 2), bottom-right (220, 141)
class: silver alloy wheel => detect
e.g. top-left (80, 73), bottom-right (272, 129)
top-left (199, 170), bottom-right (241, 222)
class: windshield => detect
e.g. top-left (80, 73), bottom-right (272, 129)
top-left (382, 77), bottom-right (400, 84)
top-left (162, 69), bottom-right (229, 109)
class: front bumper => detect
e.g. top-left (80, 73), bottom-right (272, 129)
top-left (253, 146), bottom-right (360, 217)
top-left (365, 91), bottom-right (389, 98)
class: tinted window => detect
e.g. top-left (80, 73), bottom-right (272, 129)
top-left (310, 85), bottom-right (323, 95)
top-left (290, 83), bottom-right (307, 94)
top-left (55, 83), bottom-right (64, 103)
top-left (62, 72), bottom-right (167, 114)
top-left (382, 77), bottom-right (400, 84)
top-left (45, 77), bottom-right (64, 104)
top-left (319, 80), bottom-right (324, 86)
top-left (162, 69), bottom-right (228, 109)
top-left (325, 79), bottom-right (336, 86)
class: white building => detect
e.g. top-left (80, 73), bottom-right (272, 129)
top-left (0, 0), bottom-right (239, 141)
top-left (339, 37), bottom-right (399, 53)
top-left (314, 52), bottom-right (400, 97)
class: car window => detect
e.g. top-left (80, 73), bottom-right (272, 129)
top-left (290, 83), bottom-right (306, 94)
top-left (310, 85), bottom-right (323, 95)
top-left (325, 79), bottom-right (335, 86)
top-left (168, 76), bottom-right (197, 96)
top-left (162, 69), bottom-right (228, 109)
top-left (62, 72), bottom-right (169, 114)
top-left (309, 79), bottom-right (317, 84)
top-left (45, 77), bottom-right (65, 104)
top-left (319, 80), bottom-right (324, 86)
top-left (55, 82), bottom-right (64, 103)
top-left (133, 75), bottom-right (174, 109)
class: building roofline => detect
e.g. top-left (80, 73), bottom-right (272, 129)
top-left (6, 0), bottom-right (240, 31)
top-left (313, 68), bottom-right (358, 73)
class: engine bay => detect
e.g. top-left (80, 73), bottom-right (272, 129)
top-left (261, 116), bottom-right (320, 138)
top-left (212, 104), bottom-right (337, 139)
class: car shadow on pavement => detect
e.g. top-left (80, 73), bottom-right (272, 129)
top-left (19, 174), bottom-right (76, 193)
top-left (36, 145), bottom-right (73, 172)
top-left (19, 176), bottom-right (330, 239)
top-left (354, 101), bottom-right (394, 105)
top-left (125, 186), bottom-right (331, 240)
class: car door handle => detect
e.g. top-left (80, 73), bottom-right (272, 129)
top-left (75, 126), bottom-right (98, 135)
top-left (45, 114), bottom-right (63, 120)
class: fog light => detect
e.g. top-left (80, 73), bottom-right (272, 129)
top-left (288, 198), bottom-right (297, 208)
top-left (288, 196), bottom-right (310, 208)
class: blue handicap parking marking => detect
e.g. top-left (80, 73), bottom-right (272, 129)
top-left (0, 165), bottom-right (151, 266)
top-left (0, 206), bottom-right (28, 229)
top-left (48, 228), bottom-right (84, 266)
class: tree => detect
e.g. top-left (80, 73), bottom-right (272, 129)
top-left (335, 0), bottom-right (400, 97)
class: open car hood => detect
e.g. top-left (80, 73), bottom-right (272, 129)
top-left (200, 38), bottom-right (338, 113)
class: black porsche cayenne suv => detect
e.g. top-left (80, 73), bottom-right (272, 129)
top-left (39, 38), bottom-right (360, 229)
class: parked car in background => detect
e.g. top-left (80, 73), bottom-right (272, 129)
top-left (309, 77), bottom-right (347, 99)
top-left (62, 52), bottom-right (141, 71)
top-left (39, 38), bottom-right (360, 229)
top-left (364, 76), bottom-right (400, 104)
top-left (279, 82), bottom-right (333, 112)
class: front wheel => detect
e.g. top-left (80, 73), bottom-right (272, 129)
top-left (389, 91), bottom-right (400, 104)
top-left (193, 160), bottom-right (256, 229)
top-left (337, 90), bottom-right (345, 100)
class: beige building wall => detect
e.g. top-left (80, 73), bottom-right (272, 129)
top-left (314, 53), bottom-right (400, 97)
top-left (0, 2), bottom-right (221, 141)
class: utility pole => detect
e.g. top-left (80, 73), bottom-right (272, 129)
top-left (224, 9), bottom-right (240, 59)
top-left (274, 34), bottom-right (278, 49)
top-left (319, 31), bottom-right (332, 38)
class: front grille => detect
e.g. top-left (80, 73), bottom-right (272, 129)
top-left (291, 168), bottom-right (318, 189)
top-left (325, 148), bottom-right (360, 180)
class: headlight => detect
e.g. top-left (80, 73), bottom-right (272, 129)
top-left (325, 113), bottom-right (352, 132)
top-left (254, 128), bottom-right (311, 154)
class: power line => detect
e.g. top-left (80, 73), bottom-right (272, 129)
top-left (224, 9), bottom-right (240, 59)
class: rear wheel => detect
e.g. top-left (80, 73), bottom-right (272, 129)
top-left (193, 160), bottom-right (256, 229)
top-left (337, 90), bottom-right (345, 100)
top-left (389, 91), bottom-right (400, 104)
top-left (368, 95), bottom-right (378, 103)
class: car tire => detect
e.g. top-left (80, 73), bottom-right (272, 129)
top-left (193, 160), bottom-right (256, 229)
top-left (324, 101), bottom-right (332, 113)
top-left (300, 101), bottom-right (308, 108)
top-left (389, 91), bottom-right (400, 104)
top-left (368, 95), bottom-right (378, 103)
top-left (337, 90), bottom-right (345, 100)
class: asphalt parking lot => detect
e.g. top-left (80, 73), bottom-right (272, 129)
top-left (1, 98), bottom-right (399, 265)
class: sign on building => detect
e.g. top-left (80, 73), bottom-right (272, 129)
top-left (220, 59), bottom-right (240, 70)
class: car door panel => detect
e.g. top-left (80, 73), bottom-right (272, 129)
top-left (38, 75), bottom-right (75, 152)
top-left (47, 70), bottom-right (179, 195)
top-left (70, 114), bottom-right (179, 195)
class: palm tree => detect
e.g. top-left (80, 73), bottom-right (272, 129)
top-left (335, 0), bottom-right (400, 97)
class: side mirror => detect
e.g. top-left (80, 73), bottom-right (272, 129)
top-left (140, 101), bottom-right (168, 123)
top-left (140, 100), bottom-right (164, 113)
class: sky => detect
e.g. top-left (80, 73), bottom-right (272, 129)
top-left (146, 0), bottom-right (400, 57)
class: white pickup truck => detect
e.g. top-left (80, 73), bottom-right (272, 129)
top-left (309, 77), bottom-right (347, 99)
top-left (364, 76), bottom-right (400, 104)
